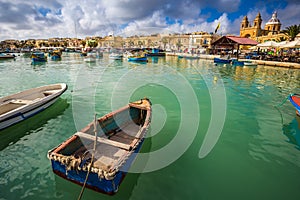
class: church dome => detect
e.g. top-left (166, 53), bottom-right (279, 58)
top-left (266, 11), bottom-right (281, 25)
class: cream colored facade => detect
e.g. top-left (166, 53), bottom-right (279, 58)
top-left (1, 31), bottom-right (214, 51)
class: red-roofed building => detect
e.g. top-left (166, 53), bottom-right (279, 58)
top-left (211, 36), bottom-right (258, 47)
top-left (211, 36), bottom-right (258, 58)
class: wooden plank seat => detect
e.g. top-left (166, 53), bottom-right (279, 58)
top-left (75, 132), bottom-right (132, 151)
top-left (108, 130), bottom-right (137, 145)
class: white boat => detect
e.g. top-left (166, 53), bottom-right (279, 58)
top-left (109, 53), bottom-right (123, 60)
top-left (244, 61), bottom-right (258, 66)
top-left (0, 83), bottom-right (67, 130)
top-left (84, 53), bottom-right (96, 62)
top-left (0, 53), bottom-right (16, 60)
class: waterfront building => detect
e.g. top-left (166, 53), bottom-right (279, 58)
top-left (187, 32), bottom-right (215, 53)
top-left (98, 35), bottom-right (123, 49)
top-left (122, 34), bottom-right (162, 49)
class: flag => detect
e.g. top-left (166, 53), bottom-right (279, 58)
top-left (214, 22), bottom-right (220, 33)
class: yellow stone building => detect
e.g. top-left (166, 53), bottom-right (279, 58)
top-left (240, 11), bottom-right (288, 43)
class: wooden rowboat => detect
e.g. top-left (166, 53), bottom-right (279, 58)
top-left (0, 83), bottom-right (67, 130)
top-left (47, 98), bottom-right (152, 195)
top-left (289, 94), bottom-right (300, 116)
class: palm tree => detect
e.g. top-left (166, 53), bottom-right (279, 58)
top-left (281, 24), bottom-right (300, 41)
top-left (176, 39), bottom-right (183, 51)
top-left (137, 41), bottom-right (143, 48)
top-left (276, 36), bottom-right (287, 42)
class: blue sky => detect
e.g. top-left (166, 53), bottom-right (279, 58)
top-left (0, 0), bottom-right (299, 40)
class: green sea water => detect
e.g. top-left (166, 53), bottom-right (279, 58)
top-left (0, 53), bottom-right (299, 200)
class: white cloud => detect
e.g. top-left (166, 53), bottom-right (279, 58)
top-left (0, 0), bottom-right (299, 41)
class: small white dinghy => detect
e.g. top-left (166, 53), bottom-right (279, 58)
top-left (0, 83), bottom-right (67, 130)
top-left (244, 61), bottom-right (258, 67)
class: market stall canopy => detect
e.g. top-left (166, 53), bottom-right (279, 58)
top-left (280, 40), bottom-right (300, 48)
top-left (211, 36), bottom-right (259, 47)
top-left (257, 41), bottom-right (280, 48)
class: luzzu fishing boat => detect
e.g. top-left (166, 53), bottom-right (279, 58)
top-left (47, 98), bottom-right (152, 195)
top-left (213, 57), bottom-right (232, 64)
top-left (289, 94), bottom-right (300, 116)
top-left (128, 55), bottom-right (148, 62)
top-left (31, 52), bottom-right (47, 64)
top-left (50, 49), bottom-right (62, 60)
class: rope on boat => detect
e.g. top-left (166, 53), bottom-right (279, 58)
top-left (274, 93), bottom-right (294, 108)
top-left (77, 114), bottom-right (98, 200)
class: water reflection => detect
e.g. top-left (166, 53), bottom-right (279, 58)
top-left (283, 114), bottom-right (300, 150)
top-left (0, 98), bottom-right (69, 150)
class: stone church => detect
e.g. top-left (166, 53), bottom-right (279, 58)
top-left (240, 11), bottom-right (288, 42)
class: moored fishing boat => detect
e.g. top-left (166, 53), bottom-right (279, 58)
top-left (243, 61), bottom-right (258, 67)
top-left (231, 59), bottom-right (244, 66)
top-left (50, 49), bottom-right (62, 60)
top-left (289, 94), bottom-right (300, 116)
top-left (109, 53), bottom-right (123, 60)
top-left (0, 53), bottom-right (16, 60)
top-left (177, 53), bottom-right (199, 59)
top-left (84, 53), bottom-right (97, 62)
top-left (128, 55), bottom-right (148, 62)
top-left (145, 48), bottom-right (165, 57)
top-left (214, 57), bottom-right (232, 64)
top-left (31, 52), bottom-right (47, 64)
top-left (0, 83), bottom-right (67, 130)
top-left (47, 98), bottom-right (151, 195)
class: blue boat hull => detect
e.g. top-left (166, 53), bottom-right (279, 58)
top-left (31, 57), bottom-right (47, 64)
top-left (214, 57), bottom-right (231, 64)
top-left (128, 57), bottom-right (147, 62)
top-left (232, 59), bottom-right (244, 66)
top-left (51, 55), bottom-right (61, 60)
top-left (50, 138), bottom-right (145, 195)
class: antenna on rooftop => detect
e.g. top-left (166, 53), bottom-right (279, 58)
top-left (74, 20), bottom-right (77, 38)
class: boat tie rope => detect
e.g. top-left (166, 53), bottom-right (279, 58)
top-left (274, 93), bottom-right (295, 108)
top-left (77, 114), bottom-right (98, 200)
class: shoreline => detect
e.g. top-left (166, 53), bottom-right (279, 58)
top-left (166, 52), bottom-right (300, 69)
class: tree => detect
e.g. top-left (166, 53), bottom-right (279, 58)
top-left (276, 36), bottom-right (287, 42)
top-left (81, 40), bottom-right (86, 47)
top-left (87, 40), bottom-right (97, 48)
top-left (161, 37), bottom-right (168, 50)
top-left (138, 40), bottom-right (143, 48)
top-left (176, 39), bottom-right (183, 51)
top-left (281, 24), bottom-right (300, 41)
top-left (128, 40), bottom-right (134, 48)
